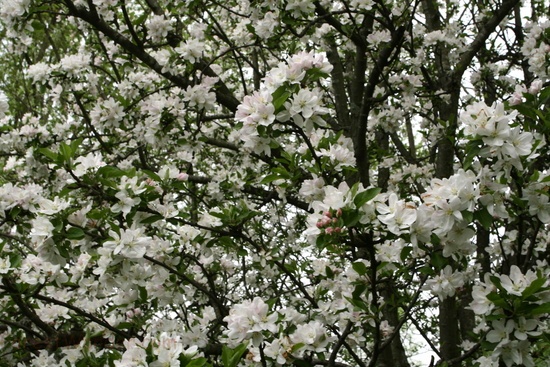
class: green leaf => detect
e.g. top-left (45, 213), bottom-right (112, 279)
top-left (70, 138), bottom-right (83, 154)
top-left (31, 20), bottom-right (45, 31)
top-left (213, 236), bottom-right (232, 250)
top-left (352, 261), bottom-right (368, 276)
top-left (55, 238), bottom-right (71, 259)
top-left (400, 246), bottom-right (413, 262)
top-left (531, 302), bottom-right (550, 316)
top-left (352, 283), bottom-right (367, 300)
top-left (530, 170), bottom-right (541, 182)
top-left (463, 140), bottom-right (482, 170)
top-left (325, 266), bottom-right (334, 278)
top-left (461, 210), bottom-right (473, 224)
top-left (475, 207), bottom-right (493, 230)
top-left (273, 167), bottom-right (291, 179)
top-left (489, 275), bottom-right (505, 292)
top-left (37, 147), bottom-right (58, 162)
top-left (272, 86), bottom-right (291, 112)
top-left (140, 215), bottom-right (164, 225)
top-left (354, 187), bottom-right (381, 208)
top-left (9, 253), bottom-right (22, 268)
top-left (284, 260), bottom-right (297, 272)
top-left (316, 234), bottom-right (329, 249)
top-left (260, 173), bottom-right (284, 185)
top-left (66, 227), bottom-right (85, 240)
top-left (185, 358), bottom-right (208, 367)
top-left (430, 251), bottom-right (447, 270)
top-left (516, 302), bottom-right (540, 315)
top-left (51, 217), bottom-right (64, 232)
top-left (96, 166), bottom-right (125, 178)
top-left (522, 277), bottom-right (547, 299)
top-left (143, 169), bottom-right (161, 182)
top-left (345, 296), bottom-right (369, 311)
top-left (539, 85), bottom-right (550, 102)
top-left (116, 322), bottom-right (134, 330)
top-left (8, 207), bottom-right (22, 220)
top-left (341, 209), bottom-right (360, 227)
top-left (485, 291), bottom-right (503, 302)
top-left (304, 67), bottom-right (329, 82)
top-left (221, 344), bottom-right (247, 367)
top-left (139, 286), bottom-right (148, 302)
top-left (486, 291), bottom-right (512, 310)
top-left (59, 142), bottom-right (73, 162)
top-left (290, 343), bottom-right (305, 353)
top-left (512, 103), bottom-right (538, 120)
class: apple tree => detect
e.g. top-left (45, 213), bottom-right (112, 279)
top-left (0, 0), bottom-right (549, 366)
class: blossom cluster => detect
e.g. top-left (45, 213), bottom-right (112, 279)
top-left (232, 51), bottom-right (333, 155)
top-left (376, 193), bottom-right (417, 235)
top-left (471, 266), bottom-right (550, 367)
top-left (223, 297), bottom-right (335, 364)
top-left (461, 101), bottom-right (535, 172)
top-left (1, 0), bottom-right (550, 366)
top-left (305, 182), bottom-right (360, 242)
top-left (521, 21), bottom-right (550, 79)
top-left (316, 208), bottom-right (344, 235)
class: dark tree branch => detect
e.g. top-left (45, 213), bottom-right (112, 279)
top-left (313, 1), bottom-right (365, 47)
top-left (33, 293), bottom-right (133, 339)
top-left (0, 317), bottom-right (42, 339)
top-left (143, 255), bottom-right (229, 320)
top-left (390, 132), bottom-right (418, 165)
top-left (328, 321), bottom-right (353, 367)
top-left (63, 0), bottom-right (240, 112)
top-left (326, 41), bottom-right (351, 129)
top-left (453, 0), bottom-right (521, 80)
top-left (121, 0), bottom-right (143, 47)
top-left (185, 173), bottom-right (312, 213)
top-left (144, 0), bottom-right (163, 15)
top-left (1, 277), bottom-right (55, 337)
top-left (435, 342), bottom-right (481, 366)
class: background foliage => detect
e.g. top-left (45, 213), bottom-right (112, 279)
top-left (0, 0), bottom-right (549, 366)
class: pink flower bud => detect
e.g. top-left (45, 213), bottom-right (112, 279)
top-left (177, 172), bottom-right (189, 181)
top-left (325, 227), bottom-right (334, 235)
top-left (529, 80), bottom-right (543, 95)
top-left (320, 217), bottom-right (332, 227)
top-left (509, 92), bottom-right (523, 106)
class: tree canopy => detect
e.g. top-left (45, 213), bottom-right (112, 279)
top-left (0, 0), bottom-right (549, 366)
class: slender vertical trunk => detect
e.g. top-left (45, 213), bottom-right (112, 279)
top-left (421, 0), bottom-right (464, 361)
top-left (434, 85), bottom-right (462, 363)
top-left (375, 132), bottom-right (410, 367)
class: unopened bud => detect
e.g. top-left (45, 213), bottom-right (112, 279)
top-left (529, 80), bottom-right (543, 95)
